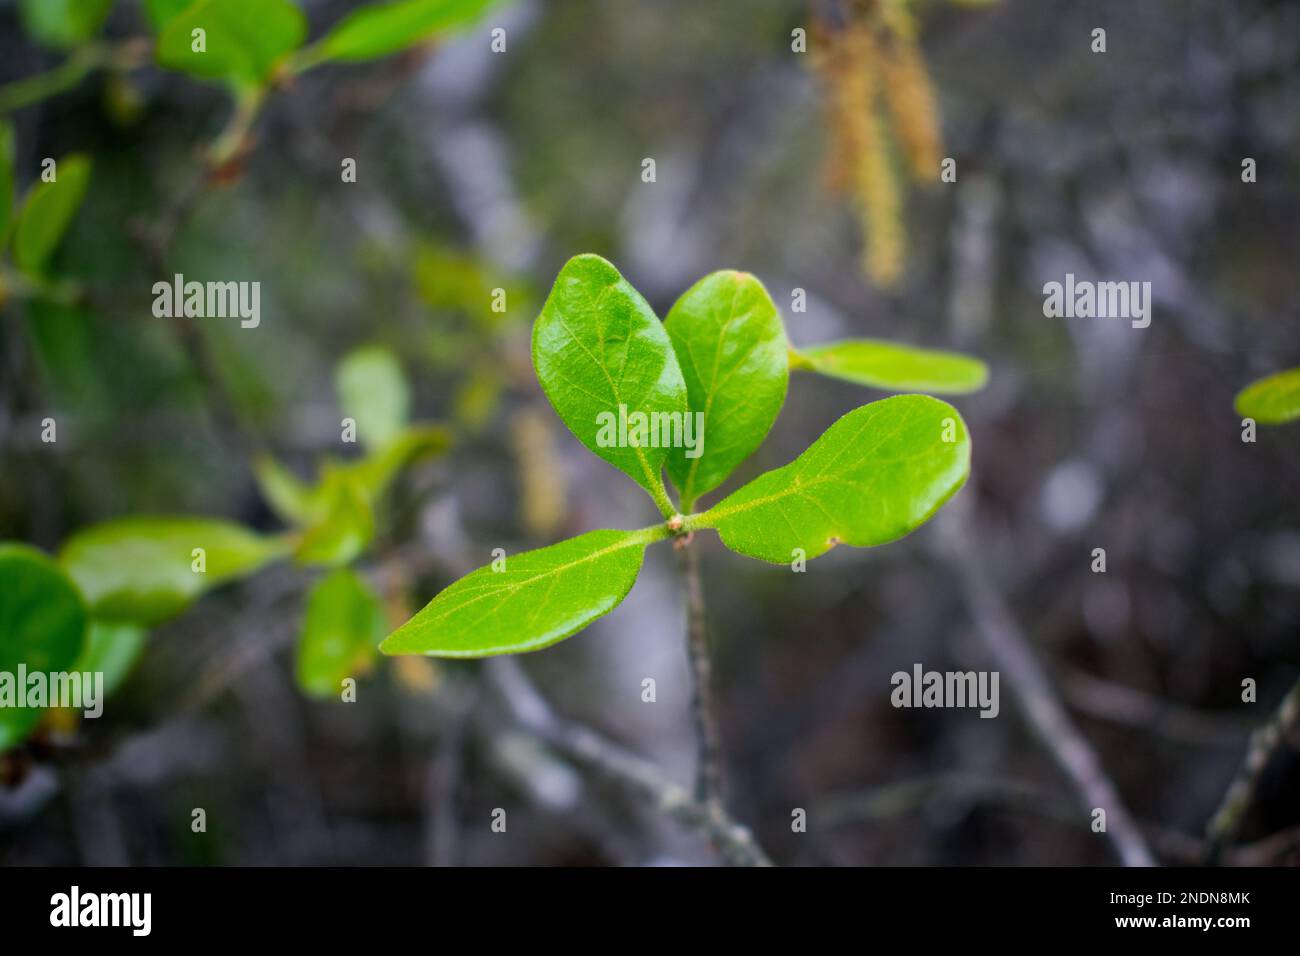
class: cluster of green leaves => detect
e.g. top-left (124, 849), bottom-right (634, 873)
top-left (381, 254), bottom-right (983, 658)
top-left (0, 120), bottom-right (92, 300)
top-left (0, 347), bottom-right (448, 752)
top-left (1235, 368), bottom-right (1300, 426)
top-left (147, 0), bottom-right (500, 88)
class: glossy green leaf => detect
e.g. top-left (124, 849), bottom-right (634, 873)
top-left (143, 0), bottom-right (192, 31)
top-left (156, 0), bottom-right (306, 86)
top-left (293, 470), bottom-right (375, 567)
top-left (18, 0), bottom-right (115, 49)
top-left (1234, 367), bottom-right (1300, 425)
top-left (792, 339), bottom-right (988, 395)
top-left (69, 621), bottom-right (148, 701)
top-left (697, 395), bottom-right (971, 564)
top-left (0, 120), bottom-right (14, 243)
top-left (296, 567), bottom-right (386, 697)
top-left (664, 271), bottom-right (788, 506)
top-left (381, 527), bottom-right (660, 658)
top-left (313, 0), bottom-right (497, 64)
top-left (59, 517), bottom-right (289, 625)
top-left (533, 254), bottom-right (686, 509)
top-left (0, 544), bottom-right (88, 749)
top-left (12, 154), bottom-right (92, 276)
top-left (336, 345), bottom-right (410, 450)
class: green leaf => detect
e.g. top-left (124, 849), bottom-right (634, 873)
top-left (69, 621), bottom-right (148, 701)
top-left (345, 423), bottom-right (451, 499)
top-left (381, 527), bottom-right (660, 658)
top-left (12, 153), bottom-right (92, 276)
top-left (0, 120), bottom-right (14, 244)
top-left (336, 345), bottom-right (410, 450)
top-left (0, 544), bottom-right (88, 750)
top-left (697, 394), bottom-right (971, 564)
top-left (254, 454), bottom-right (325, 527)
top-left (59, 517), bottom-right (289, 625)
top-left (313, 0), bottom-right (497, 64)
top-left (143, 0), bottom-right (193, 32)
top-left (533, 254), bottom-right (686, 512)
top-left (156, 0), bottom-right (306, 86)
top-left (664, 271), bottom-right (788, 506)
top-left (296, 568), bottom-right (386, 698)
top-left (18, 0), bottom-right (115, 49)
top-left (1235, 367), bottom-right (1300, 425)
top-left (293, 470), bottom-right (375, 567)
top-left (792, 339), bottom-right (988, 395)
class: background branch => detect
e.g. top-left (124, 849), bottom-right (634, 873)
top-left (487, 656), bottom-right (772, 867)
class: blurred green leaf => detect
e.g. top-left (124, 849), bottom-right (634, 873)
top-left (59, 517), bottom-right (290, 625)
top-left (143, 0), bottom-right (193, 32)
top-left (345, 423), bottom-right (451, 500)
top-left (792, 339), bottom-right (988, 394)
top-left (156, 0), bottom-right (306, 86)
top-left (254, 454), bottom-right (326, 527)
top-left (533, 254), bottom-right (686, 510)
top-left (18, 0), bottom-right (115, 50)
top-left (293, 470), bottom-right (375, 567)
top-left (314, 0), bottom-right (497, 64)
top-left (296, 567), bottom-right (386, 697)
top-left (664, 271), bottom-right (788, 505)
top-left (1235, 367), bottom-right (1300, 425)
top-left (0, 120), bottom-right (14, 244)
top-left (0, 544), bottom-right (88, 750)
top-left (381, 527), bottom-right (657, 657)
top-left (12, 153), bottom-right (92, 276)
top-left (698, 395), bottom-right (971, 564)
top-left (69, 621), bottom-right (147, 701)
top-left (336, 345), bottom-right (410, 450)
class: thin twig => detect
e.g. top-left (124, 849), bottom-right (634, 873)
top-left (1204, 674), bottom-right (1300, 863)
top-left (943, 511), bottom-right (1157, 866)
top-left (677, 539), bottom-right (725, 808)
top-left (486, 657), bottom-right (772, 867)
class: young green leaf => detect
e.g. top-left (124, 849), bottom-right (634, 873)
top-left (344, 423), bottom-right (451, 499)
top-left (336, 345), bottom-right (411, 450)
top-left (12, 153), bottom-right (92, 276)
top-left (664, 271), bottom-right (789, 506)
top-left (156, 0), bottom-right (306, 86)
top-left (18, 0), bottom-right (115, 50)
top-left (0, 120), bottom-right (14, 244)
top-left (293, 470), bottom-right (375, 567)
top-left (69, 621), bottom-right (148, 701)
top-left (143, 0), bottom-right (192, 32)
top-left (381, 527), bottom-right (663, 658)
top-left (696, 394), bottom-right (971, 564)
top-left (311, 0), bottom-right (497, 64)
top-left (296, 567), bottom-right (386, 698)
top-left (0, 544), bottom-right (88, 750)
top-left (59, 517), bottom-right (290, 625)
top-left (791, 339), bottom-right (988, 394)
top-left (1234, 367), bottom-right (1300, 425)
top-left (533, 254), bottom-right (686, 513)
top-left (254, 454), bottom-right (325, 527)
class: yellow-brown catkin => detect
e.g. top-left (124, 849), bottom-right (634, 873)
top-left (510, 406), bottom-right (566, 538)
top-left (810, 19), bottom-right (854, 195)
top-left (844, 20), bottom-right (905, 285)
top-left (879, 3), bottom-right (942, 182)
